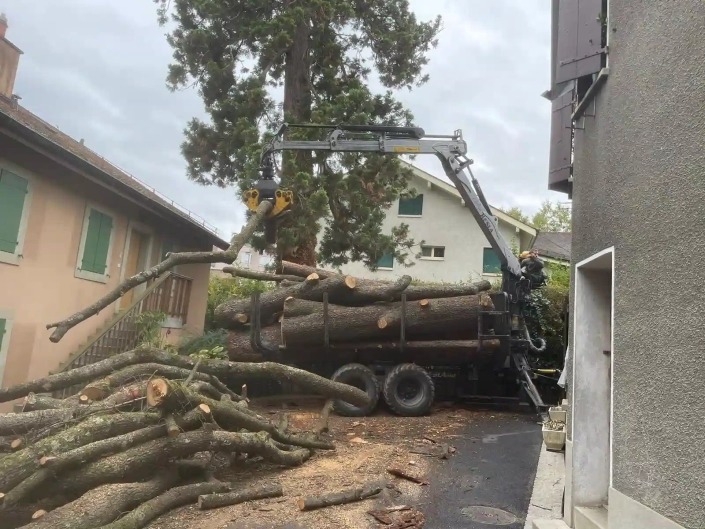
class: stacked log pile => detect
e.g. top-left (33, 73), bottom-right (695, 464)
top-left (0, 347), bottom-right (369, 529)
top-left (219, 261), bottom-right (498, 361)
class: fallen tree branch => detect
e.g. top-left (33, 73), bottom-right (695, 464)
top-left (46, 200), bottom-right (273, 342)
top-left (0, 348), bottom-right (367, 407)
top-left (39, 430), bottom-right (310, 501)
top-left (297, 482), bottom-right (383, 511)
top-left (19, 472), bottom-right (181, 529)
top-left (0, 412), bottom-right (159, 494)
top-left (386, 467), bottom-right (428, 485)
top-left (147, 379), bottom-right (334, 450)
top-left (97, 481), bottom-right (232, 529)
top-left (198, 483), bottom-right (283, 510)
top-left (222, 266), bottom-right (304, 283)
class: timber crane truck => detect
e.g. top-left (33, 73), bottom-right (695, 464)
top-left (244, 123), bottom-right (549, 418)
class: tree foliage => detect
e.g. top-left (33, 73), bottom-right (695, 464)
top-left (154, 0), bottom-right (442, 267)
top-left (205, 276), bottom-right (273, 331)
top-left (530, 200), bottom-right (571, 232)
top-left (505, 200), bottom-right (571, 232)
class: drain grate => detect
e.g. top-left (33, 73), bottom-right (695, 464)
top-left (460, 505), bottom-right (518, 525)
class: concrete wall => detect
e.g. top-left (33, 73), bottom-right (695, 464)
top-left (0, 137), bottom-right (213, 403)
top-left (328, 171), bottom-right (532, 284)
top-left (568, 1), bottom-right (705, 527)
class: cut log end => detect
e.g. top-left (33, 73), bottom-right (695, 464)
top-left (81, 387), bottom-right (107, 402)
top-left (235, 313), bottom-right (249, 324)
top-left (32, 509), bottom-right (47, 520)
top-left (344, 276), bottom-right (357, 289)
top-left (79, 394), bottom-right (91, 404)
top-left (146, 379), bottom-right (169, 407)
top-left (418, 299), bottom-right (429, 307)
top-left (10, 438), bottom-right (22, 450)
top-left (305, 273), bottom-right (320, 283)
top-left (198, 403), bottom-right (211, 416)
top-left (377, 317), bottom-right (388, 329)
top-left (241, 384), bottom-right (248, 401)
top-left (39, 455), bottom-right (57, 466)
top-left (165, 414), bottom-right (181, 437)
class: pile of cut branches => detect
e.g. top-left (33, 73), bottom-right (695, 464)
top-left (0, 347), bottom-right (368, 529)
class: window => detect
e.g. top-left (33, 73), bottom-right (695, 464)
top-left (76, 206), bottom-right (115, 283)
top-left (241, 252), bottom-right (252, 266)
top-left (0, 168), bottom-right (30, 265)
top-left (420, 246), bottom-right (445, 260)
top-left (377, 252), bottom-right (394, 269)
top-left (483, 248), bottom-right (502, 274)
top-left (398, 194), bottom-right (423, 216)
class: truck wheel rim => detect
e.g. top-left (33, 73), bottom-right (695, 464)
top-left (397, 379), bottom-right (425, 407)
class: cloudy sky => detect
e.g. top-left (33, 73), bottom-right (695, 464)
top-left (3, 0), bottom-right (563, 240)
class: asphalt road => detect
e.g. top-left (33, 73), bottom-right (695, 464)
top-left (421, 408), bottom-right (543, 528)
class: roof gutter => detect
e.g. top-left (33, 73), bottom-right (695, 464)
top-left (0, 113), bottom-right (229, 249)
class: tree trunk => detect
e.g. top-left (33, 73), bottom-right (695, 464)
top-left (279, 261), bottom-right (493, 300)
top-left (214, 274), bottom-right (354, 328)
top-left (96, 481), bottom-right (232, 529)
top-left (197, 483), bottom-right (283, 510)
top-left (20, 473), bottom-right (181, 529)
top-left (281, 294), bottom-right (494, 346)
top-left (146, 379), bottom-right (333, 450)
top-left (38, 430), bottom-right (309, 501)
top-left (226, 326), bottom-right (280, 362)
top-left (0, 412), bottom-right (159, 495)
top-left (296, 482), bottom-right (383, 511)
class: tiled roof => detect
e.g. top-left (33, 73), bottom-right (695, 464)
top-left (533, 231), bottom-right (571, 261)
top-left (0, 96), bottom-right (229, 249)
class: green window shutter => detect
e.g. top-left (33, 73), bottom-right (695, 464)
top-left (81, 209), bottom-right (113, 274)
top-left (0, 318), bottom-right (6, 351)
top-left (483, 248), bottom-right (502, 274)
top-left (0, 169), bottom-right (29, 254)
top-left (398, 194), bottom-right (423, 216)
top-left (377, 252), bottom-right (394, 269)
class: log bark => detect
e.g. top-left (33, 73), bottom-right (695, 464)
top-left (147, 379), bottom-right (334, 450)
top-left (222, 266), bottom-right (304, 283)
top-left (0, 408), bottom-right (73, 436)
top-left (0, 412), bottom-right (159, 495)
top-left (280, 261), bottom-right (339, 280)
top-left (46, 201), bottom-right (273, 343)
top-left (0, 347), bottom-right (369, 407)
top-left (80, 363), bottom-right (240, 402)
top-left (282, 294), bottom-right (493, 345)
top-left (214, 273), bottom-right (354, 328)
top-left (280, 261), bottom-right (491, 300)
top-left (226, 326), bottom-right (279, 361)
top-left (21, 393), bottom-right (73, 412)
top-left (19, 472), bottom-right (181, 529)
top-left (198, 483), bottom-right (283, 510)
top-left (297, 482), bottom-right (383, 511)
top-left (40, 430), bottom-right (309, 501)
top-left (97, 481), bottom-right (231, 529)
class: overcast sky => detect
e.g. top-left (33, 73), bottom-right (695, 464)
top-left (3, 0), bottom-right (563, 240)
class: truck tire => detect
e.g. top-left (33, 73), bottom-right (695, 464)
top-left (383, 363), bottom-right (435, 417)
top-left (330, 363), bottom-right (380, 417)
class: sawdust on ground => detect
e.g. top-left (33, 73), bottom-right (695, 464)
top-left (147, 398), bottom-right (479, 529)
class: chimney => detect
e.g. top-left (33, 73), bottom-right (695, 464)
top-left (0, 14), bottom-right (23, 100)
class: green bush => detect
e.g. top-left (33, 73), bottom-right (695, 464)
top-left (177, 329), bottom-right (228, 356)
top-left (205, 276), bottom-right (273, 331)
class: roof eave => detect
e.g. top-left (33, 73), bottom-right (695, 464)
top-left (0, 112), bottom-right (229, 250)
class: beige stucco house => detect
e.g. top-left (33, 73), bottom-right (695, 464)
top-left (0, 21), bottom-right (228, 402)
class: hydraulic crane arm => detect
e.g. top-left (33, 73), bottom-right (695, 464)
top-left (261, 123), bottom-right (523, 278)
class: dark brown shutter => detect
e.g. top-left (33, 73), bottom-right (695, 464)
top-left (548, 90), bottom-right (574, 194)
top-left (556, 0), bottom-right (604, 84)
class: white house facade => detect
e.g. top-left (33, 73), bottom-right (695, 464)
top-left (330, 162), bottom-right (537, 283)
